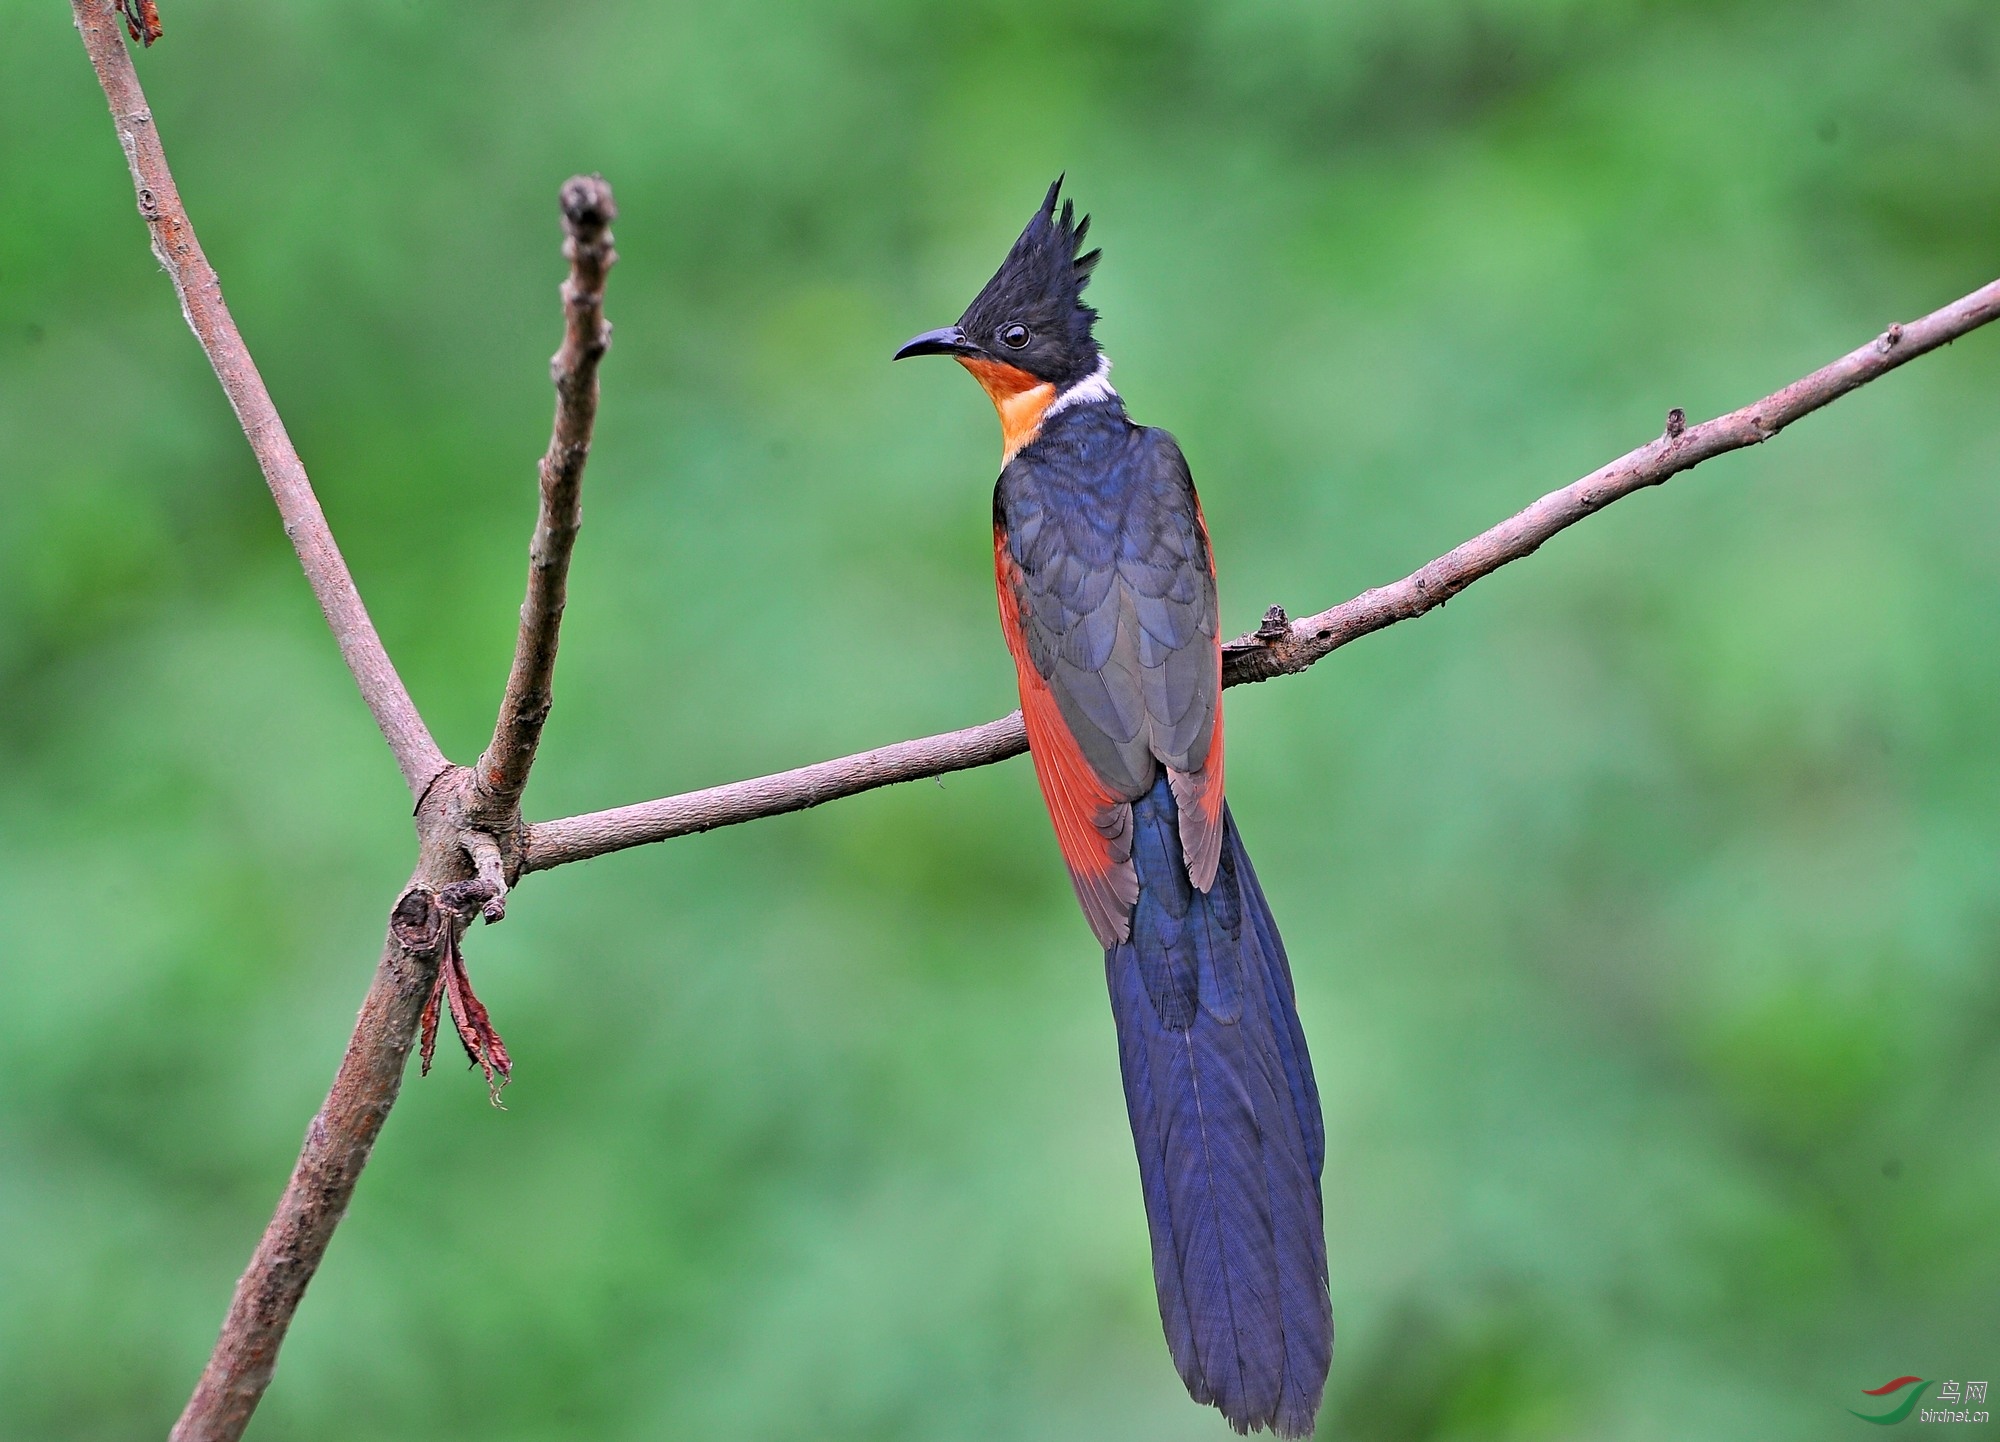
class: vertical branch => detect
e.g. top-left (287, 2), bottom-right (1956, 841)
top-left (474, 177), bottom-right (618, 815)
top-left (70, 0), bottom-right (447, 798)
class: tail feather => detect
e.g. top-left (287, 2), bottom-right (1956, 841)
top-left (1234, 827), bottom-right (1333, 1435)
top-left (1106, 775), bottom-right (1332, 1437)
top-left (1242, 844), bottom-right (1326, 1183)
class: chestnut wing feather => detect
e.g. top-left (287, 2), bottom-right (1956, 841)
top-left (996, 421), bottom-right (1225, 935)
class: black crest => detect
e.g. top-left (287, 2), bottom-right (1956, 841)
top-left (958, 178), bottom-right (1104, 388)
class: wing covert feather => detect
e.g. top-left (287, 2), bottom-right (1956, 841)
top-left (997, 419), bottom-right (1227, 907)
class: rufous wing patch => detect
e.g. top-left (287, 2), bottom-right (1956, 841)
top-left (996, 526), bottom-right (1138, 945)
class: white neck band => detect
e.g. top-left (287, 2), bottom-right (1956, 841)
top-left (1044, 354), bottom-right (1118, 419)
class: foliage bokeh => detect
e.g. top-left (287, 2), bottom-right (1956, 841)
top-left (3, 1), bottom-right (1998, 1437)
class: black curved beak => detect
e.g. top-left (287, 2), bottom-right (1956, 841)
top-left (894, 325), bottom-right (976, 361)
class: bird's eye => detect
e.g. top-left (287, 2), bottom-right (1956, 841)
top-left (1000, 323), bottom-right (1031, 350)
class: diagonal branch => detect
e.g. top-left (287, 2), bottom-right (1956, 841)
top-left (521, 714), bottom-right (1029, 871)
top-left (1222, 283), bottom-right (2000, 686)
top-left (171, 915), bottom-right (438, 1442)
top-left (474, 177), bottom-right (617, 816)
top-left (71, 0), bottom-right (446, 799)
top-left (521, 273), bottom-right (2000, 874)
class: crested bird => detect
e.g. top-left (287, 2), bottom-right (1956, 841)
top-left (895, 180), bottom-right (1333, 1436)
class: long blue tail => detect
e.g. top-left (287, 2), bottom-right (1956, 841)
top-left (1106, 774), bottom-right (1332, 1437)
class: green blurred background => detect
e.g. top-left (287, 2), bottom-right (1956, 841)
top-left (3, 1), bottom-right (1998, 1437)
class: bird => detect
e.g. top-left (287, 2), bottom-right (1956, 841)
top-left (894, 179), bottom-right (1333, 1437)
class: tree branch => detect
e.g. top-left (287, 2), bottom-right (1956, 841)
top-left (522, 274), bottom-right (2000, 874)
top-left (166, 814), bottom-right (509, 1442)
top-left (522, 714), bottom-right (1029, 871)
top-left (154, 165), bottom-right (615, 1433)
top-left (171, 918), bottom-right (436, 1442)
top-left (71, 9), bottom-right (618, 1431)
top-left (70, 0), bottom-right (447, 798)
top-left (474, 177), bottom-right (617, 816)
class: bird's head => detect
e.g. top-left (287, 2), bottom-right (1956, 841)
top-left (895, 178), bottom-right (1105, 458)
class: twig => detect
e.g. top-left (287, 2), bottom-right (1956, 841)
top-left (70, 0), bottom-right (446, 798)
top-left (474, 177), bottom-right (617, 815)
top-left (523, 274), bottom-right (2000, 873)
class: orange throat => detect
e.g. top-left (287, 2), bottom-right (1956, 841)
top-left (958, 357), bottom-right (1056, 463)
